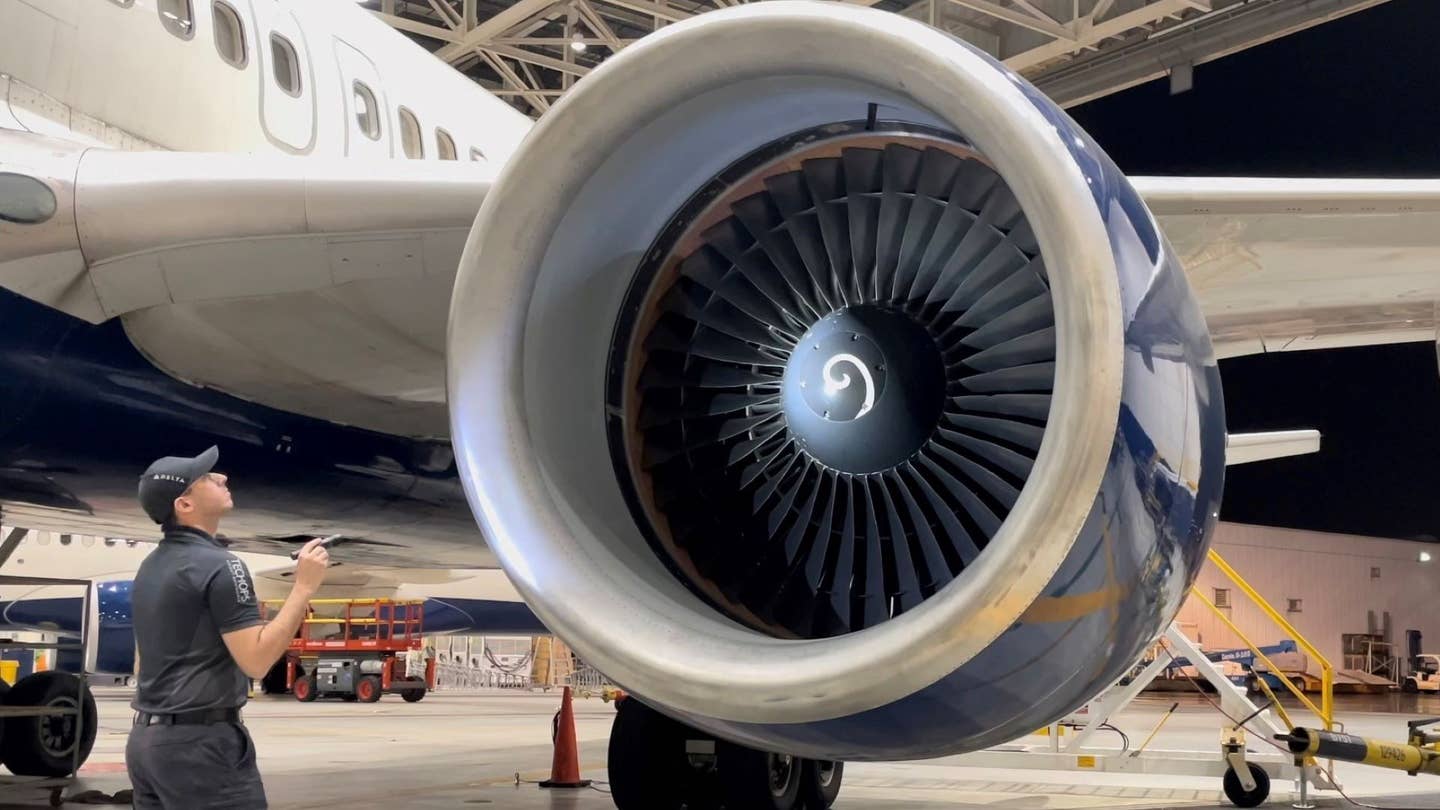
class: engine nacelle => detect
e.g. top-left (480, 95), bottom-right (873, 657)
top-left (448, 1), bottom-right (1223, 760)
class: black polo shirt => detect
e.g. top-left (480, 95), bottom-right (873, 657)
top-left (130, 526), bottom-right (263, 714)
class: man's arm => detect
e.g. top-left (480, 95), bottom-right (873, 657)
top-left (221, 538), bottom-right (330, 679)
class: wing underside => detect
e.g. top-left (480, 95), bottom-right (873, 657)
top-left (1140, 176), bottom-right (1440, 359)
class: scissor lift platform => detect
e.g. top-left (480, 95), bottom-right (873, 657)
top-left (262, 598), bottom-right (436, 704)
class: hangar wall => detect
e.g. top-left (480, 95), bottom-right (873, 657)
top-left (1176, 522), bottom-right (1440, 673)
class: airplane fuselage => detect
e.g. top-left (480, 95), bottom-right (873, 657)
top-left (2, 0), bottom-right (531, 158)
top-left (0, 0), bottom-right (531, 561)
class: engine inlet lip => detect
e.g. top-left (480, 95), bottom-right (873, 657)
top-left (447, 1), bottom-right (1123, 725)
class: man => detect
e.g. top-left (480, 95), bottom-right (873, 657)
top-left (126, 446), bottom-right (330, 808)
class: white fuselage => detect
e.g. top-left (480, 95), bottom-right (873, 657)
top-left (0, 0), bottom-right (532, 159)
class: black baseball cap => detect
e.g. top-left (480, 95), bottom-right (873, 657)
top-left (137, 446), bottom-right (219, 524)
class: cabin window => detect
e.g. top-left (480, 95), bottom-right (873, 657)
top-left (469, 147), bottom-right (486, 162)
top-left (159, 0), bottom-right (195, 39)
top-left (270, 33), bottom-right (302, 97)
top-left (212, 1), bottom-right (246, 69)
top-left (1213, 588), bottom-right (1230, 608)
top-left (398, 107), bottom-right (423, 159)
top-left (1287, 598), bottom-right (1303, 613)
top-left (436, 129), bottom-right (457, 161)
top-left (353, 81), bottom-right (381, 140)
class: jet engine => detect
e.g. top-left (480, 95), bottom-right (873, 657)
top-left (448, 1), bottom-right (1224, 763)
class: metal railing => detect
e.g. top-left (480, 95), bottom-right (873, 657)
top-left (433, 663), bottom-right (530, 690)
top-left (427, 636), bottom-right (618, 696)
top-left (564, 663), bottom-right (614, 697)
top-left (1193, 548), bottom-right (1334, 730)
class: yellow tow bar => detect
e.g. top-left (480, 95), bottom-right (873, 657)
top-left (1280, 720), bottom-right (1440, 777)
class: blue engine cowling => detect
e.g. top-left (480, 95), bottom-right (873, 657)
top-left (447, 1), bottom-right (1223, 761)
top-left (0, 580), bottom-right (136, 675)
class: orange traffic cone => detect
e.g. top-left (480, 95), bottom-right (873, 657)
top-left (540, 686), bottom-right (592, 789)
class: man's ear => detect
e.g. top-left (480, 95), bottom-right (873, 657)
top-left (172, 495), bottom-right (188, 516)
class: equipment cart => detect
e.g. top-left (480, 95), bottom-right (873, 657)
top-left (0, 526), bottom-right (99, 807)
top-left (262, 598), bottom-right (436, 703)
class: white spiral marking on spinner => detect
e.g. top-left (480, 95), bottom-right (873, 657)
top-left (821, 353), bottom-right (876, 420)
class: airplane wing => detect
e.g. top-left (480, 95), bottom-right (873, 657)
top-left (7, 125), bottom-right (1440, 440)
top-left (1, 129), bottom-right (491, 438)
top-left (1139, 177), bottom-right (1440, 359)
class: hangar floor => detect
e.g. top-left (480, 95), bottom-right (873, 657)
top-left (11, 691), bottom-right (1440, 808)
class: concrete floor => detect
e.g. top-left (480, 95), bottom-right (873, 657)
top-left (5, 690), bottom-right (1440, 808)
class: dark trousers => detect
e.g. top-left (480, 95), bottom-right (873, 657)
top-left (126, 721), bottom-right (267, 809)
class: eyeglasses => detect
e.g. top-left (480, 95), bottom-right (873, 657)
top-left (181, 472), bottom-right (224, 496)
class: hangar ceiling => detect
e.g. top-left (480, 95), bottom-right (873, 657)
top-left (362, 0), bottom-right (1389, 117)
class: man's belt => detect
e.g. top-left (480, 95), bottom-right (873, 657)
top-left (134, 707), bottom-right (242, 726)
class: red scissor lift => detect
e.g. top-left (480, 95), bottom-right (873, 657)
top-left (262, 598), bottom-right (437, 703)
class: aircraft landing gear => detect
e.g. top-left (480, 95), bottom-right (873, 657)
top-left (0, 671), bottom-right (98, 777)
top-left (802, 759), bottom-right (844, 808)
top-left (607, 698), bottom-right (843, 810)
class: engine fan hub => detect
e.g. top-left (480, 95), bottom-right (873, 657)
top-left (783, 305), bottom-right (944, 474)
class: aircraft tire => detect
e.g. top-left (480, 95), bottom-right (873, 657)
top-left (799, 760), bottom-right (844, 808)
top-left (0, 672), bottom-right (97, 777)
top-left (607, 698), bottom-right (693, 809)
top-left (717, 741), bottom-right (801, 810)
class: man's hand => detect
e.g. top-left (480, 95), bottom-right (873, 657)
top-left (294, 537), bottom-right (330, 594)
top-left (222, 537), bottom-right (331, 678)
